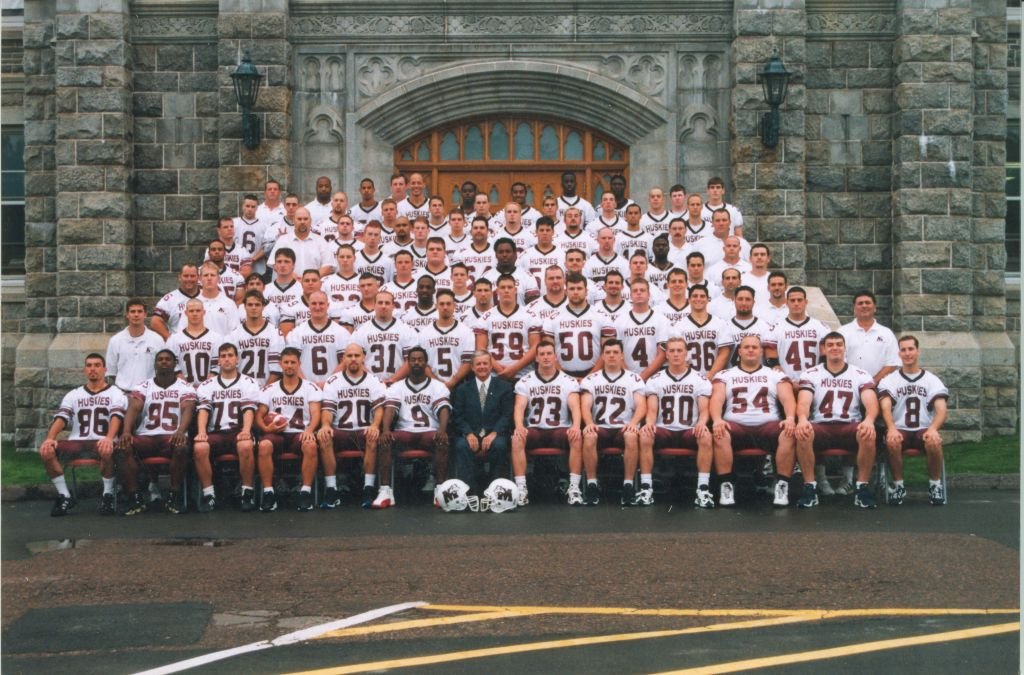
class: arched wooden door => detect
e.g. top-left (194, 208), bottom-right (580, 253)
top-left (394, 118), bottom-right (629, 213)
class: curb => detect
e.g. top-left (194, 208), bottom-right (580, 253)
top-left (3, 474), bottom-right (1019, 502)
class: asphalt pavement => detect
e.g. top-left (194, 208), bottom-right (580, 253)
top-left (2, 487), bottom-right (1019, 674)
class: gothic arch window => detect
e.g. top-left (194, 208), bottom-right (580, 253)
top-left (394, 117), bottom-right (629, 211)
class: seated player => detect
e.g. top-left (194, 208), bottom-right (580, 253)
top-left (581, 340), bottom-right (647, 506)
top-left (878, 335), bottom-right (950, 506)
top-left (38, 353), bottom-right (127, 516)
top-left (793, 332), bottom-right (879, 509)
top-left (376, 347), bottom-right (452, 509)
top-left (255, 347), bottom-right (322, 512)
top-left (193, 343), bottom-right (261, 513)
top-left (318, 344), bottom-right (387, 509)
top-left (642, 337), bottom-right (715, 508)
top-left (709, 335), bottom-right (796, 506)
top-left (511, 341), bottom-right (583, 505)
top-left (118, 350), bottom-right (196, 515)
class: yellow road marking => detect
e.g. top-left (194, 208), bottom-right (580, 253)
top-left (421, 604), bottom-right (1018, 618)
top-left (316, 610), bottom-right (545, 638)
top-left (286, 614), bottom-right (817, 675)
top-left (656, 621), bottom-right (1021, 675)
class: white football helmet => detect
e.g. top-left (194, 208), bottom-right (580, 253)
top-left (481, 478), bottom-right (519, 513)
top-left (434, 479), bottom-right (479, 512)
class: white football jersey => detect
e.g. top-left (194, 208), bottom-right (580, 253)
top-left (493, 206), bottom-right (543, 232)
top-left (322, 272), bottom-right (362, 307)
top-left (55, 385), bottom-right (128, 441)
top-left (701, 201), bottom-right (744, 235)
top-left (764, 316), bottom-right (831, 381)
top-left (683, 221), bottom-right (714, 247)
top-left (385, 377), bottom-right (452, 432)
top-left (259, 378), bottom-right (323, 432)
top-left (675, 313), bottom-right (731, 376)
top-left (351, 201), bottom-right (382, 228)
top-left (354, 249), bottom-right (393, 284)
top-left (554, 230), bottom-right (596, 258)
top-left (714, 365), bottom-right (791, 426)
top-left (285, 320), bottom-right (349, 384)
top-left (639, 211), bottom-right (672, 237)
top-left (381, 278), bottom-right (419, 313)
top-left (321, 370), bottom-right (388, 430)
top-left (581, 369), bottom-right (645, 428)
top-left (402, 305), bottom-right (440, 332)
top-left (707, 294), bottom-right (738, 322)
top-left (618, 308), bottom-right (671, 374)
top-left (232, 218), bottom-right (267, 272)
top-left (878, 369), bottom-right (949, 432)
top-left (514, 370), bottom-right (580, 430)
top-left (706, 259), bottom-right (753, 288)
top-left (279, 297), bottom-right (344, 326)
top-left (337, 302), bottom-right (377, 332)
top-left (659, 299), bottom-right (690, 327)
top-left (454, 244), bottom-right (497, 281)
top-left (645, 368), bottom-right (712, 430)
top-left (755, 300), bottom-right (789, 328)
top-left (351, 317), bottom-right (420, 380)
top-left (615, 229), bottom-right (654, 262)
top-left (588, 214), bottom-right (624, 236)
top-left (212, 266), bottom-right (245, 300)
top-left (153, 288), bottom-right (200, 336)
top-left (526, 295), bottom-right (568, 327)
top-left (196, 373), bottom-right (261, 433)
top-left (234, 302), bottom-right (282, 329)
top-left (228, 321), bottom-right (284, 385)
top-left (556, 195), bottom-right (596, 224)
top-left (397, 197), bottom-right (431, 222)
top-left (799, 364), bottom-right (875, 425)
top-left (583, 253), bottom-right (630, 287)
top-left (517, 245), bottom-right (564, 293)
top-left (418, 320), bottom-right (475, 381)
top-left (420, 265), bottom-right (454, 292)
top-left (304, 199), bottom-right (332, 226)
top-left (263, 279), bottom-right (303, 310)
top-left (129, 378), bottom-right (197, 437)
top-left (721, 316), bottom-right (772, 367)
top-left (594, 299), bottom-right (629, 325)
top-left (494, 225), bottom-right (537, 255)
top-left (543, 304), bottom-right (616, 373)
top-left (473, 305), bottom-right (537, 371)
top-left (443, 233), bottom-right (472, 257)
top-left (167, 328), bottom-right (223, 385)
top-left (480, 268), bottom-right (541, 306)
top-left (452, 291), bottom-right (475, 323)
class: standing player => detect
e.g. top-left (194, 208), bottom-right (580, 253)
top-left (269, 207), bottom-right (336, 277)
top-left (397, 172), bottom-right (430, 221)
top-left (518, 218), bottom-right (562, 293)
top-left (352, 177), bottom-right (382, 229)
top-left (556, 171), bottom-right (596, 224)
top-left (381, 250), bottom-right (419, 312)
top-left (318, 344), bottom-right (387, 508)
top-left (420, 237), bottom-right (453, 291)
top-left (39, 354), bottom-right (127, 516)
top-left (322, 244), bottom-right (362, 307)
top-left (427, 195), bottom-right (449, 236)
top-left (305, 176), bottom-right (334, 225)
top-left (584, 228), bottom-right (630, 288)
top-left (264, 248), bottom-right (303, 313)
top-left (595, 270), bottom-right (629, 324)
top-left (756, 271), bottom-right (790, 327)
top-left (793, 332), bottom-right (879, 509)
top-left (255, 346), bottom-right (322, 512)
top-left (581, 340), bottom-right (648, 506)
top-left (206, 238), bottom-right (246, 301)
top-left (314, 191), bottom-right (350, 243)
top-left (878, 335), bottom-right (950, 505)
top-left (151, 264), bottom-right (200, 339)
top-left (701, 176), bottom-right (744, 237)
top-left (455, 216), bottom-right (497, 281)
top-left (450, 263), bottom-right (475, 320)
top-left (720, 286), bottom-right (772, 367)
top-left (668, 184), bottom-right (688, 221)
top-left (285, 291), bottom-right (349, 386)
top-left (230, 290), bottom-right (283, 386)
top-left (166, 299), bottom-right (223, 386)
top-left (354, 221), bottom-right (392, 283)
top-left (526, 265), bottom-right (568, 328)
top-left (553, 208), bottom-right (595, 258)
top-left (443, 210), bottom-right (471, 256)
top-left (196, 262), bottom-right (239, 336)
top-left (643, 336), bottom-right (715, 508)
top-left (256, 179), bottom-right (285, 224)
top-left (338, 273), bottom-right (383, 333)
top-left (234, 194), bottom-right (268, 277)
top-left (480, 238), bottom-right (541, 306)
top-left (710, 335), bottom-right (796, 506)
top-left (639, 187), bottom-right (671, 236)
top-left (118, 350), bottom-right (195, 514)
top-left (589, 191), bottom-right (625, 234)
top-left (616, 204), bottom-right (654, 262)
top-left (418, 289), bottom-right (475, 390)
top-left (511, 341), bottom-right (584, 505)
top-left (375, 348), bottom-right (452, 509)
top-left (660, 268), bottom-right (690, 326)
top-left (193, 343), bottom-right (261, 512)
top-left (351, 290), bottom-right (419, 385)
top-left (543, 273), bottom-right (616, 379)
top-left (211, 217), bottom-right (253, 278)
top-left (106, 298), bottom-right (166, 392)
top-left (676, 284), bottom-right (731, 378)
top-left (494, 202), bottom-right (537, 254)
top-left (618, 278), bottom-right (670, 381)
top-left (474, 274), bottom-right (540, 381)
top-left (763, 286), bottom-right (830, 381)
top-left (402, 276), bottom-right (440, 332)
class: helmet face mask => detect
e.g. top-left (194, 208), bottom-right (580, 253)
top-left (434, 479), bottom-right (479, 512)
top-left (481, 478), bottom-right (519, 513)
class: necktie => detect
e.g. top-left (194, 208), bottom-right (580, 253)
top-left (478, 381), bottom-right (488, 409)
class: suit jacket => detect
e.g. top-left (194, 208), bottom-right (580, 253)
top-left (452, 376), bottom-right (515, 437)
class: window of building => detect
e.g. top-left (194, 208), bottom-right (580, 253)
top-left (395, 117), bottom-right (629, 211)
top-left (1, 126), bottom-right (25, 275)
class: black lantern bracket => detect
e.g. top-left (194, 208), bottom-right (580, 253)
top-left (758, 49), bottom-right (792, 149)
top-left (231, 53), bottom-right (264, 150)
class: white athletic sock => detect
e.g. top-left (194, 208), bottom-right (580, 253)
top-left (929, 479), bottom-right (942, 488)
top-left (324, 475), bottom-right (337, 489)
top-left (697, 472), bottom-right (710, 488)
top-left (515, 476), bottom-right (527, 489)
top-left (263, 487), bottom-right (274, 494)
top-left (640, 473), bottom-right (652, 486)
top-left (202, 485), bottom-right (215, 497)
top-left (241, 485), bottom-right (253, 492)
top-left (52, 475), bottom-right (70, 498)
top-left (587, 479), bottom-right (598, 487)
top-left (364, 473), bottom-right (376, 487)
top-left (805, 480), bottom-right (817, 488)
top-left (856, 481), bottom-right (867, 489)
top-left (102, 477), bottom-right (115, 494)
top-left (569, 473), bottom-right (581, 488)
top-left (300, 485), bottom-right (311, 493)
top-left (623, 479), bottom-right (633, 488)
top-left (894, 479), bottom-right (905, 488)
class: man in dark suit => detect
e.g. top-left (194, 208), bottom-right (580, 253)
top-left (451, 351), bottom-right (515, 492)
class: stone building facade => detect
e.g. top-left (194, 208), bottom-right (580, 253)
top-left (6, 0), bottom-right (1018, 448)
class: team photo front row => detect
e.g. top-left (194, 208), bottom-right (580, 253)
top-left (39, 323), bottom-right (948, 517)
